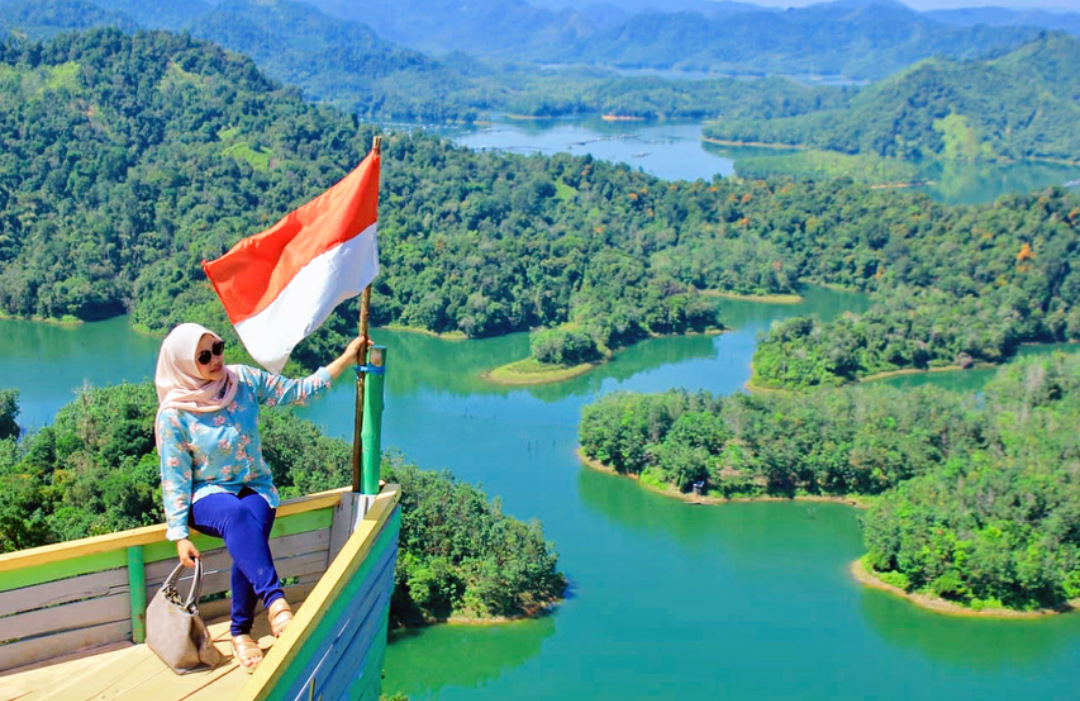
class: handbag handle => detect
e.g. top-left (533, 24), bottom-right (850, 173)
top-left (163, 557), bottom-right (204, 610)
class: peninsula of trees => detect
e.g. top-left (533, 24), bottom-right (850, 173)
top-left (579, 352), bottom-right (1080, 613)
top-left (0, 386), bottom-right (565, 624)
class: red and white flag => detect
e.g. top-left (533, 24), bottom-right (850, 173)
top-left (203, 150), bottom-right (380, 373)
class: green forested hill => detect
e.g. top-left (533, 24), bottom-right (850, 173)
top-left (189, 0), bottom-right (484, 122)
top-left (301, 0), bottom-right (599, 58)
top-left (0, 0), bottom-right (137, 40)
top-left (926, 6), bottom-right (1080, 36)
top-left (705, 33), bottom-right (1080, 163)
top-left (0, 0), bottom-right (849, 122)
top-left (579, 352), bottom-right (1080, 612)
top-left (552, 3), bottom-right (1037, 80)
top-left (0, 29), bottom-right (736, 367)
top-left (2, 29), bottom-right (1077, 378)
top-left (303, 0), bottom-right (1038, 81)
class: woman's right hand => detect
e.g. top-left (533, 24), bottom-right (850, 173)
top-left (177, 538), bottom-right (200, 568)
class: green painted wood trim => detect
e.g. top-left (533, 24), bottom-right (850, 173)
top-left (0, 550), bottom-right (126, 594)
top-left (0, 508), bottom-right (334, 594)
top-left (361, 351), bottom-right (386, 496)
top-left (140, 508), bottom-right (333, 564)
top-left (267, 511), bottom-right (400, 699)
top-left (127, 546), bottom-right (146, 643)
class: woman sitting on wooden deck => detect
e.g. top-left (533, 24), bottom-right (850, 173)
top-left (154, 323), bottom-right (368, 672)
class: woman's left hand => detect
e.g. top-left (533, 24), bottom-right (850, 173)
top-left (327, 335), bottom-right (374, 380)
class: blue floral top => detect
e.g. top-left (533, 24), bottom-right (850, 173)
top-left (156, 365), bottom-right (333, 541)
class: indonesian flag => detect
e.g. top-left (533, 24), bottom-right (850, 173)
top-left (203, 150), bottom-right (380, 373)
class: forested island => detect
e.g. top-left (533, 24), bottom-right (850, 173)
top-left (0, 386), bottom-right (565, 625)
top-left (579, 352), bottom-right (1080, 614)
top-left (1, 28), bottom-right (1077, 384)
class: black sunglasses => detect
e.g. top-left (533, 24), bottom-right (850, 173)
top-left (197, 340), bottom-right (226, 366)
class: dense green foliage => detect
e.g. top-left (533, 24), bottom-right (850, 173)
top-left (2, 29), bottom-right (1077, 378)
top-left (0, 389), bottom-right (17, 440)
top-left (580, 352), bottom-right (1080, 611)
top-left (0, 0), bottom-right (138, 41)
top-left (579, 383), bottom-right (979, 497)
top-left (752, 188), bottom-right (1080, 389)
top-left (864, 354), bottom-right (1080, 611)
top-left (0, 385), bottom-right (565, 620)
top-left (389, 462), bottom-right (565, 622)
top-left (733, 149), bottom-right (919, 186)
top-left (706, 33), bottom-right (1080, 164)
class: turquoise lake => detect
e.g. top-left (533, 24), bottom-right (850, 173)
top-left (4, 285), bottom-right (1080, 700)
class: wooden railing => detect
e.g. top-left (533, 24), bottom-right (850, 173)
top-left (0, 488), bottom-right (350, 673)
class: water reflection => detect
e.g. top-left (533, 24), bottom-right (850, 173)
top-left (0, 316), bottom-right (159, 429)
top-left (860, 588), bottom-right (1080, 671)
top-left (577, 464), bottom-right (864, 561)
top-left (373, 284), bottom-right (871, 403)
top-left (876, 343), bottom-right (1080, 393)
top-left (917, 159), bottom-right (1080, 206)
top-left (441, 116), bottom-right (1080, 206)
top-left (372, 327), bottom-right (719, 403)
top-left (384, 616), bottom-right (556, 696)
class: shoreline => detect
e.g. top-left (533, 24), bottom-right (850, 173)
top-left (746, 360), bottom-right (997, 392)
top-left (701, 137), bottom-right (1080, 169)
top-left (701, 290), bottom-right (803, 304)
top-left (483, 359), bottom-right (595, 386)
top-left (0, 312), bottom-right (83, 326)
top-left (601, 114), bottom-right (647, 122)
top-left (482, 327), bottom-right (725, 387)
top-left (702, 136), bottom-right (803, 151)
top-left (858, 364), bottom-right (976, 382)
top-left (850, 559), bottom-right (1079, 619)
top-left (577, 448), bottom-right (869, 509)
top-left (381, 324), bottom-right (468, 341)
top-left (391, 601), bottom-right (561, 632)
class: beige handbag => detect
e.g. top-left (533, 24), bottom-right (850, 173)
top-left (145, 559), bottom-right (225, 674)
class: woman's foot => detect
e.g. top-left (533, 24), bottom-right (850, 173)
top-left (231, 634), bottom-right (263, 673)
top-left (267, 598), bottom-right (293, 637)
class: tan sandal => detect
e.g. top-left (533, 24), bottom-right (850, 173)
top-left (268, 598), bottom-right (293, 638)
top-left (231, 634), bottom-right (263, 673)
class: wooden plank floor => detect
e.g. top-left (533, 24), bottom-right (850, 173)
top-left (0, 608), bottom-right (290, 701)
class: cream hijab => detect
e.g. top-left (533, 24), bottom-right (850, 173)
top-left (155, 323), bottom-right (240, 420)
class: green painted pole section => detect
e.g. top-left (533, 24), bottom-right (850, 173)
top-left (127, 545), bottom-right (146, 643)
top-left (361, 346), bottom-right (386, 495)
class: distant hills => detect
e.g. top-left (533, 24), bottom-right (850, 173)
top-left (1, 0), bottom-right (1077, 130)
top-left (2, 0), bottom-right (1073, 86)
top-left (550, 3), bottom-right (1040, 80)
top-left (703, 32), bottom-right (1080, 163)
top-left (300, 0), bottom-right (1064, 80)
top-left (927, 6), bottom-right (1080, 36)
top-left (0, 0), bottom-right (137, 40)
top-left (0, 0), bottom-right (847, 122)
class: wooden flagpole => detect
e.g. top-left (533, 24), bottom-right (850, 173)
top-left (351, 135), bottom-right (382, 493)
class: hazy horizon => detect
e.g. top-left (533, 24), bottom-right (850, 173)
top-left (723, 0), bottom-right (1079, 11)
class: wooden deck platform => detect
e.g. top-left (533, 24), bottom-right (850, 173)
top-left (0, 485), bottom-right (402, 701)
top-left (0, 608), bottom-right (287, 701)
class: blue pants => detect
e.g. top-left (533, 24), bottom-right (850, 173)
top-left (190, 488), bottom-right (284, 636)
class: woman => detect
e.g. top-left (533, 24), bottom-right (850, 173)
top-left (154, 323), bottom-right (369, 672)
